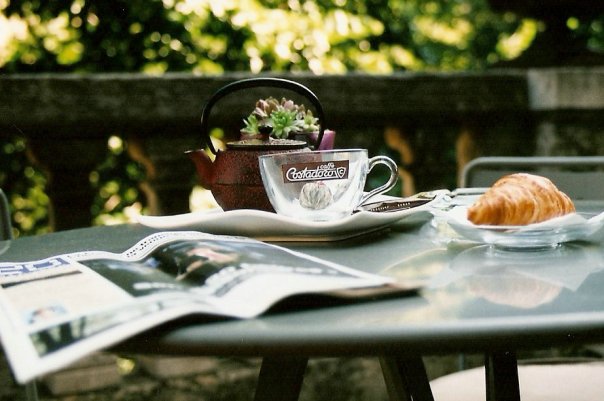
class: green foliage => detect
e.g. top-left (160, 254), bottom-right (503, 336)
top-left (2, 0), bottom-right (602, 73)
top-left (568, 15), bottom-right (604, 54)
top-left (90, 136), bottom-right (146, 226)
top-left (1, 0), bottom-right (533, 73)
top-left (0, 134), bottom-right (49, 237)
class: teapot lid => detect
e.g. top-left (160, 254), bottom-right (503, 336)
top-left (226, 138), bottom-right (308, 150)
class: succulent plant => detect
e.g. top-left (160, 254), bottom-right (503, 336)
top-left (240, 97), bottom-right (319, 140)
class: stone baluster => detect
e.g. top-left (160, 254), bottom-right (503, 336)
top-left (27, 134), bottom-right (108, 231)
top-left (528, 69), bottom-right (604, 155)
top-left (127, 132), bottom-right (200, 216)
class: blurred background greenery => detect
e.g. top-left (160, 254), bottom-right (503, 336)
top-left (1, 0), bottom-right (603, 236)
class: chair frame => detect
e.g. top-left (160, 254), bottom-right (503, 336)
top-left (461, 156), bottom-right (604, 200)
top-left (0, 189), bottom-right (37, 400)
top-left (0, 189), bottom-right (12, 241)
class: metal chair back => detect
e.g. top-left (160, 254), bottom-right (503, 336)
top-left (0, 189), bottom-right (13, 240)
top-left (461, 156), bottom-right (604, 200)
top-left (0, 189), bottom-right (37, 398)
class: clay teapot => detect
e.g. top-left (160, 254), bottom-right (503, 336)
top-left (187, 77), bottom-right (331, 212)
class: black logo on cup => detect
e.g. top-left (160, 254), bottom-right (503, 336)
top-left (282, 160), bottom-right (349, 183)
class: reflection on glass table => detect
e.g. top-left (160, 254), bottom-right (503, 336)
top-left (430, 244), bottom-right (604, 309)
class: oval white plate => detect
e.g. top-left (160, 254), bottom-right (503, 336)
top-left (445, 206), bottom-right (604, 249)
top-left (137, 192), bottom-right (447, 242)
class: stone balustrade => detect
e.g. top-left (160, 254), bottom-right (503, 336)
top-left (1, 68), bottom-right (603, 231)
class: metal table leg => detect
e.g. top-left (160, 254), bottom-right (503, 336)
top-left (25, 381), bottom-right (39, 401)
top-left (485, 351), bottom-right (520, 401)
top-left (380, 356), bottom-right (434, 401)
top-left (254, 356), bottom-right (308, 401)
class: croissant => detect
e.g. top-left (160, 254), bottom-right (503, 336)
top-left (467, 173), bottom-right (575, 226)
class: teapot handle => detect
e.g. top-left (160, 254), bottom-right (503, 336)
top-left (200, 77), bottom-right (326, 155)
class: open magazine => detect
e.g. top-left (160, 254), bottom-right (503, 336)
top-left (0, 231), bottom-right (406, 384)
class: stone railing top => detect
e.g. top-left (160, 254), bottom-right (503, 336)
top-left (0, 71), bottom-right (525, 135)
top-left (1, 68), bottom-right (602, 138)
top-left (527, 67), bottom-right (604, 110)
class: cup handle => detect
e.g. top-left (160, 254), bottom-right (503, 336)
top-left (358, 156), bottom-right (399, 206)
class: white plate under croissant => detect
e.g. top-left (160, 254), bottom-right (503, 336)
top-left (443, 173), bottom-right (604, 249)
top-left (446, 207), bottom-right (604, 249)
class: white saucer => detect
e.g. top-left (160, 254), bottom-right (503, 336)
top-left (137, 192), bottom-right (447, 242)
top-left (444, 206), bottom-right (604, 249)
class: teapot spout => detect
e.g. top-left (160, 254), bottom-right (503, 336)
top-left (186, 149), bottom-right (215, 188)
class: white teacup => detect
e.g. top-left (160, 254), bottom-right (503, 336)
top-left (259, 149), bottom-right (398, 221)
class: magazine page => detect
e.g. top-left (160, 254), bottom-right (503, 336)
top-left (0, 231), bottom-right (393, 384)
top-left (75, 231), bottom-right (394, 318)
